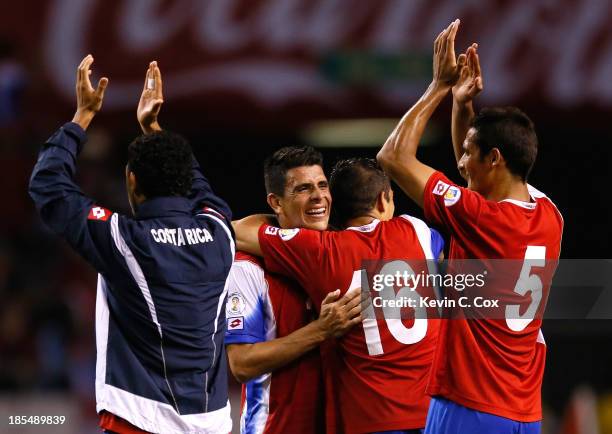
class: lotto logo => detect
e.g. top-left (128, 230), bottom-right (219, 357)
top-left (87, 206), bottom-right (111, 221)
top-left (433, 180), bottom-right (450, 196)
top-left (228, 317), bottom-right (244, 330)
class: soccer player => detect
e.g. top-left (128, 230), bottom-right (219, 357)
top-left (376, 20), bottom-right (563, 433)
top-left (224, 146), bottom-right (363, 434)
top-left (29, 57), bottom-right (234, 433)
top-left (234, 158), bottom-right (445, 434)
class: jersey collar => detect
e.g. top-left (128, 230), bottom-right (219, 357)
top-left (135, 196), bottom-right (193, 219)
top-left (499, 198), bottom-right (537, 209)
top-left (346, 219), bottom-right (381, 232)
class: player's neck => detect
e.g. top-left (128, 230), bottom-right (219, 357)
top-left (486, 176), bottom-right (530, 203)
top-left (345, 214), bottom-right (380, 229)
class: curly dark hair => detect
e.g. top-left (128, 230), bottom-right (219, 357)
top-left (127, 131), bottom-right (193, 198)
top-left (263, 146), bottom-right (323, 196)
top-left (471, 107), bottom-right (538, 182)
top-left (329, 158), bottom-right (391, 228)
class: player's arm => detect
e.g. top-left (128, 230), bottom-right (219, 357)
top-left (451, 44), bottom-right (483, 164)
top-left (28, 55), bottom-right (113, 271)
top-left (376, 19), bottom-right (462, 207)
top-left (136, 62), bottom-right (232, 220)
top-left (232, 214), bottom-right (273, 256)
top-left (227, 289), bottom-right (362, 383)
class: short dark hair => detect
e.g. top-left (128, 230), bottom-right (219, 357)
top-left (263, 146), bottom-right (323, 196)
top-left (471, 107), bottom-right (538, 182)
top-left (127, 131), bottom-right (193, 198)
top-left (329, 158), bottom-right (390, 228)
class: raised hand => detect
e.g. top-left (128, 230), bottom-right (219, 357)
top-left (72, 54), bottom-right (108, 130)
top-left (137, 61), bottom-right (163, 134)
top-left (453, 43), bottom-right (484, 104)
top-left (433, 19), bottom-right (462, 88)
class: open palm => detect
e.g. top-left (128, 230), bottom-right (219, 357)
top-left (452, 44), bottom-right (483, 104)
top-left (137, 61), bottom-right (163, 132)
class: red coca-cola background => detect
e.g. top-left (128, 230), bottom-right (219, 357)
top-left (3, 0), bottom-right (612, 131)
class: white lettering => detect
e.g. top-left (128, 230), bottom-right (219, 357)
top-left (177, 228), bottom-right (185, 246)
top-left (150, 227), bottom-right (214, 246)
top-left (168, 228), bottom-right (177, 246)
top-left (187, 229), bottom-right (196, 245)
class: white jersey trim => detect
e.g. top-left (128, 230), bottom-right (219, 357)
top-left (537, 328), bottom-right (546, 345)
top-left (97, 383), bottom-right (232, 434)
top-left (195, 212), bottom-right (236, 412)
top-left (95, 275), bottom-right (110, 409)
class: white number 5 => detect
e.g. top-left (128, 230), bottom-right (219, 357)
top-left (505, 245), bottom-right (546, 332)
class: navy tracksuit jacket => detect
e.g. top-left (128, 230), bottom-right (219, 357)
top-left (29, 122), bottom-right (235, 433)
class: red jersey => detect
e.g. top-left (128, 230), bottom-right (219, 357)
top-left (423, 171), bottom-right (563, 422)
top-left (258, 216), bottom-right (442, 433)
top-left (99, 411), bottom-right (149, 433)
top-left (224, 252), bottom-right (324, 434)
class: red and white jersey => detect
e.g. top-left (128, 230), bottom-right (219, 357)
top-left (258, 216), bottom-right (442, 433)
top-left (225, 252), bottom-right (324, 434)
top-left (423, 171), bottom-right (563, 422)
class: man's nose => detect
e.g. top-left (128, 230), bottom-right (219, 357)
top-left (310, 187), bottom-right (323, 201)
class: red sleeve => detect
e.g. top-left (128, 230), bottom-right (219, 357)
top-left (258, 224), bottom-right (324, 301)
top-left (423, 171), bottom-right (485, 235)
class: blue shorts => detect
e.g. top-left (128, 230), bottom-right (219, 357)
top-left (424, 397), bottom-right (541, 434)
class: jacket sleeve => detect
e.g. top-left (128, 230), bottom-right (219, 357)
top-left (189, 156), bottom-right (232, 222)
top-left (29, 122), bottom-right (118, 274)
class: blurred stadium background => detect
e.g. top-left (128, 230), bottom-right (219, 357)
top-left (0, 1), bottom-right (611, 433)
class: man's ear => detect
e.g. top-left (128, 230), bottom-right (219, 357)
top-left (489, 148), bottom-right (502, 168)
top-left (127, 170), bottom-right (139, 195)
top-left (266, 193), bottom-right (282, 215)
top-left (378, 189), bottom-right (394, 215)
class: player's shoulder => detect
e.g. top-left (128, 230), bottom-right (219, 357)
top-left (497, 184), bottom-right (563, 224)
top-left (388, 214), bottom-right (434, 236)
top-left (528, 185), bottom-right (564, 219)
top-left (230, 253), bottom-right (266, 283)
top-left (235, 251), bottom-right (264, 267)
top-left (427, 171), bottom-right (485, 209)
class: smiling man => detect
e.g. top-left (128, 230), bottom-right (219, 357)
top-left (233, 157), bottom-right (445, 434)
top-left (225, 146), bottom-right (362, 434)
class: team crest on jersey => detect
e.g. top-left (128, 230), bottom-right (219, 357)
top-left (444, 186), bottom-right (461, 207)
top-left (227, 292), bottom-right (246, 316)
top-left (279, 228), bottom-right (299, 241)
top-left (228, 317), bottom-right (244, 330)
top-left (264, 226), bottom-right (279, 236)
top-left (87, 206), bottom-right (111, 221)
top-left (433, 180), bottom-right (450, 196)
